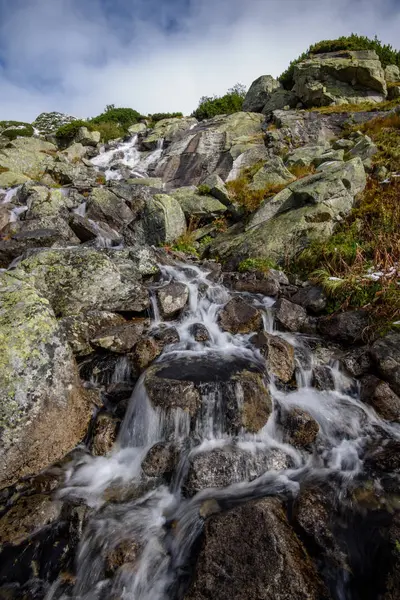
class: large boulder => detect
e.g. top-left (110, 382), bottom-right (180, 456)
top-left (318, 310), bottom-right (370, 345)
top-left (293, 50), bottom-right (387, 107)
top-left (251, 331), bottom-right (295, 383)
top-left (74, 126), bottom-right (101, 147)
top-left (0, 273), bottom-right (94, 488)
top-left (262, 89), bottom-right (299, 116)
top-left (218, 297), bottom-right (263, 334)
top-left (359, 375), bottom-right (400, 422)
top-left (185, 498), bottom-right (324, 600)
top-left (248, 156), bottom-right (295, 190)
top-left (142, 117), bottom-right (198, 150)
top-left (18, 248), bottom-right (150, 316)
top-left (243, 75), bottom-right (282, 112)
top-left (60, 311), bottom-right (126, 356)
top-left (85, 187), bottom-right (136, 230)
top-left (142, 193), bottom-right (186, 245)
top-left (171, 187), bottom-right (227, 219)
top-left (156, 282), bottom-right (189, 319)
top-left (32, 111), bottom-right (78, 135)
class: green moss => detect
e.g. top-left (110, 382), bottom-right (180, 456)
top-left (238, 257), bottom-right (278, 273)
top-left (197, 184), bottom-right (211, 196)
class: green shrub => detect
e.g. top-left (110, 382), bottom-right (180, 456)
top-left (56, 120), bottom-right (93, 141)
top-left (197, 184), bottom-right (211, 195)
top-left (149, 112), bottom-right (183, 123)
top-left (279, 34), bottom-right (400, 90)
top-left (93, 121), bottom-right (124, 143)
top-left (0, 121), bottom-right (34, 140)
top-left (192, 83), bottom-right (246, 121)
top-left (90, 107), bottom-right (142, 129)
top-left (238, 257), bottom-right (277, 273)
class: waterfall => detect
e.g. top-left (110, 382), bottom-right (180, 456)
top-left (50, 261), bottom-right (400, 600)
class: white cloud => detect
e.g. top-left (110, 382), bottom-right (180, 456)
top-left (0, 0), bottom-right (399, 121)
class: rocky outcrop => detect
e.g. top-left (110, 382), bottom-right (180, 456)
top-left (171, 187), bottom-right (227, 219)
top-left (243, 75), bottom-right (282, 112)
top-left (0, 273), bottom-right (94, 488)
top-left (218, 297), bottom-right (263, 334)
top-left (211, 157), bottom-right (366, 266)
top-left (370, 334), bottom-right (400, 395)
top-left (293, 50), bottom-right (387, 107)
top-left (142, 193), bottom-right (186, 245)
top-left (185, 498), bottom-right (325, 600)
top-left (154, 112), bottom-right (264, 188)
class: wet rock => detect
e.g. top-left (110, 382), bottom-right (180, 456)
top-left (189, 323), bottom-right (210, 342)
top-left (91, 413), bottom-right (120, 456)
top-left (218, 297), bottom-right (263, 334)
top-left (0, 494), bottom-right (61, 546)
top-left (0, 273), bottom-right (94, 488)
top-left (274, 297), bottom-right (308, 332)
top-left (144, 365), bottom-right (201, 417)
top-left (223, 270), bottom-right (281, 297)
top-left (19, 247), bottom-right (150, 316)
top-left (318, 310), bottom-right (369, 345)
top-left (185, 445), bottom-right (291, 496)
top-left (290, 285), bottom-right (327, 314)
top-left (364, 441), bottom-right (400, 473)
top-left (142, 116), bottom-right (197, 149)
top-left (311, 365), bottom-right (335, 391)
top-left (184, 497), bottom-right (324, 600)
top-left (279, 407), bottom-right (319, 448)
top-left (234, 370), bottom-right (272, 433)
top-left (157, 282), bottom-right (189, 319)
top-left (104, 540), bottom-right (141, 577)
top-left (360, 375), bottom-right (400, 422)
top-left (251, 331), bottom-right (295, 383)
top-left (370, 334), bottom-right (400, 396)
top-left (90, 320), bottom-right (148, 353)
top-left (131, 326), bottom-right (180, 371)
top-left (131, 337), bottom-right (163, 372)
top-left (141, 442), bottom-right (178, 479)
top-left (60, 311), bottom-right (126, 356)
top-left (341, 346), bottom-right (372, 377)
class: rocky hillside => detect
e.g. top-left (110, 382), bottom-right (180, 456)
top-left (0, 39), bottom-right (399, 600)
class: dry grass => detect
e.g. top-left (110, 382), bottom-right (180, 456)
top-left (0, 166), bottom-right (9, 174)
top-left (308, 97), bottom-right (400, 115)
top-left (288, 163), bottom-right (316, 179)
top-left (226, 176), bottom-right (286, 212)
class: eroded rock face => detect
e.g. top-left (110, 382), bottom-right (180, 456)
top-left (218, 297), bottom-right (263, 334)
top-left (318, 310), bottom-right (369, 345)
top-left (90, 320), bottom-right (148, 353)
top-left (59, 311), bottom-right (125, 356)
top-left (0, 273), bottom-right (94, 488)
top-left (185, 498), bottom-right (324, 600)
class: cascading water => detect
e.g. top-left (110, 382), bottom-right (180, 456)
top-left (91, 135), bottom-right (165, 182)
top-left (48, 261), bottom-right (400, 600)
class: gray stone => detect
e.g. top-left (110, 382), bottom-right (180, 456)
top-left (74, 126), bottom-right (101, 146)
top-left (90, 320), bottom-right (149, 353)
top-left (280, 407), bottom-right (319, 448)
top-left (275, 298), bottom-right (308, 332)
top-left (60, 311), bottom-right (126, 356)
top-left (243, 75), bottom-right (282, 113)
top-left (251, 331), bottom-right (295, 383)
top-left (142, 193), bottom-right (186, 245)
top-left (171, 187), bottom-right (227, 219)
top-left (290, 285), bottom-right (327, 314)
top-left (360, 375), bottom-right (400, 422)
top-left (200, 173), bottom-right (231, 205)
top-left (318, 310), bottom-right (369, 344)
top-left (385, 64), bottom-right (400, 83)
top-left (347, 134), bottom-right (378, 168)
top-left (157, 282), bottom-right (189, 319)
top-left (262, 89), bottom-right (299, 116)
top-left (142, 117), bottom-right (198, 149)
top-left (249, 156), bottom-right (295, 190)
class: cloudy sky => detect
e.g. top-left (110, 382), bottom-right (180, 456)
top-left (0, 0), bottom-right (399, 122)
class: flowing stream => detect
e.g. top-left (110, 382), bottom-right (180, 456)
top-left (46, 261), bottom-right (400, 600)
